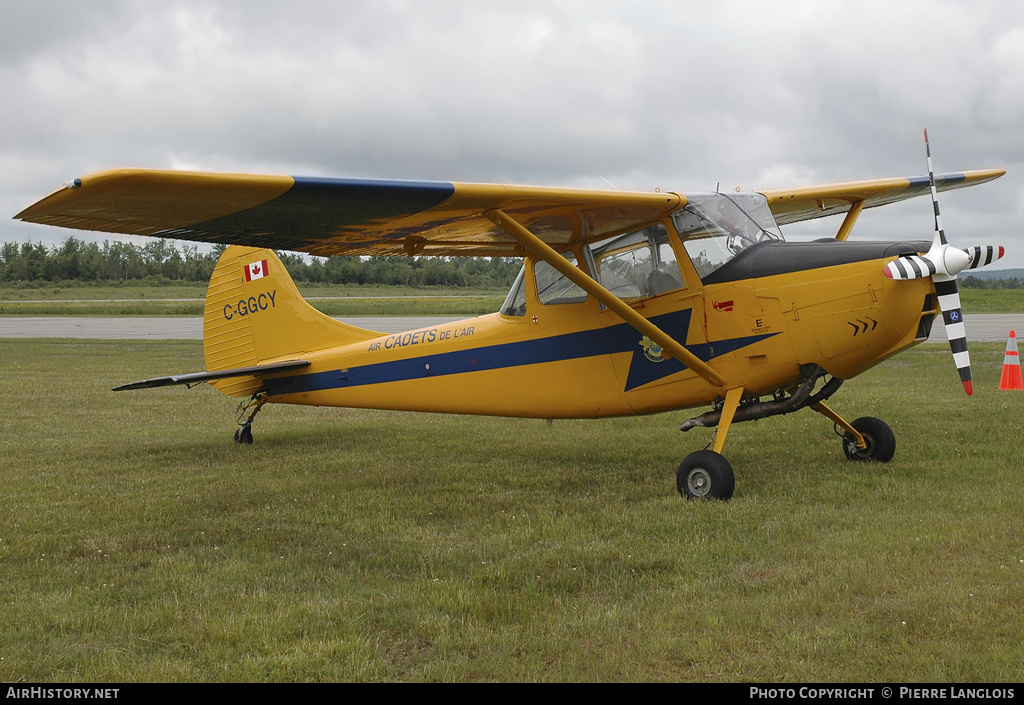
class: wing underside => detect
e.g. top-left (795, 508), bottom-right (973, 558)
top-left (16, 169), bottom-right (681, 258)
top-left (762, 169), bottom-right (1004, 226)
top-left (15, 167), bottom-right (1004, 258)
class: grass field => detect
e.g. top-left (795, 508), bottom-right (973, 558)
top-left (0, 283), bottom-right (507, 317)
top-left (1, 339), bottom-right (1023, 682)
top-left (0, 297), bottom-right (506, 317)
top-left (0, 285), bottom-right (1020, 317)
top-left (0, 282), bottom-right (508, 299)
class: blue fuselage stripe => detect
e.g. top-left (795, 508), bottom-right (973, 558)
top-left (263, 310), bottom-right (778, 397)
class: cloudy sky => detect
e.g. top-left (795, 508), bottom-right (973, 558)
top-left (2, 0), bottom-right (1022, 266)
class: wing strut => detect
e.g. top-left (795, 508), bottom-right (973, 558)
top-left (485, 208), bottom-right (726, 388)
top-left (834, 199), bottom-right (865, 241)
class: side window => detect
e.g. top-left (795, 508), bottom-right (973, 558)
top-left (653, 236), bottom-right (686, 294)
top-left (499, 266), bottom-right (527, 316)
top-left (589, 223), bottom-right (685, 301)
top-left (534, 253), bottom-right (588, 306)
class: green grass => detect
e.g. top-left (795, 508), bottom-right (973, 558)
top-left (0, 281), bottom-right (508, 299)
top-left (959, 288), bottom-right (1024, 313)
top-left (0, 296), bottom-right (504, 317)
top-left (1, 340), bottom-right (1023, 681)
top-left (1, 285), bottom-right (1019, 316)
top-left (0, 283), bottom-right (507, 316)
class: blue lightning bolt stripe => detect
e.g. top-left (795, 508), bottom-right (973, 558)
top-left (263, 310), bottom-right (778, 397)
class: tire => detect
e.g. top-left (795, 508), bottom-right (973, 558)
top-left (234, 425), bottom-right (254, 445)
top-left (677, 450), bottom-right (735, 501)
top-left (842, 416), bottom-right (895, 462)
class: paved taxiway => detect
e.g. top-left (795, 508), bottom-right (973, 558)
top-left (0, 316), bottom-right (465, 339)
top-left (2, 315), bottom-right (1023, 342)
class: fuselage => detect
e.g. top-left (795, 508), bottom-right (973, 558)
top-left (259, 236), bottom-right (937, 419)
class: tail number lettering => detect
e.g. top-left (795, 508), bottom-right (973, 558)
top-left (223, 290), bottom-right (277, 321)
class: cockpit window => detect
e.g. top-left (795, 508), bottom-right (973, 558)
top-left (674, 193), bottom-right (783, 279)
top-left (534, 252), bottom-right (588, 306)
top-left (586, 223), bottom-right (685, 301)
top-left (500, 265), bottom-right (527, 316)
top-left (499, 222), bottom-right (689, 317)
top-left (499, 252), bottom-right (588, 317)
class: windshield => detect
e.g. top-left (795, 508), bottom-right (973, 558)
top-left (673, 193), bottom-right (782, 279)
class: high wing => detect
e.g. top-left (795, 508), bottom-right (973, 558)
top-left (762, 169), bottom-right (1004, 226)
top-left (15, 167), bottom-right (1004, 257)
top-left (14, 169), bottom-right (680, 258)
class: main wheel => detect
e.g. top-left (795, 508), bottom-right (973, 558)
top-left (677, 450), bottom-right (735, 501)
top-left (842, 416), bottom-right (895, 462)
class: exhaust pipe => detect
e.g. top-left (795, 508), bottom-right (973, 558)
top-left (679, 365), bottom-right (842, 432)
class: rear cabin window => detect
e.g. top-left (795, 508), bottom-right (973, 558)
top-left (586, 223), bottom-right (685, 302)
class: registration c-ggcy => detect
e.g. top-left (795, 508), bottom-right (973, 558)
top-left (223, 290), bottom-right (277, 321)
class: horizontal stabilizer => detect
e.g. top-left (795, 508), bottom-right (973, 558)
top-left (113, 359), bottom-right (310, 391)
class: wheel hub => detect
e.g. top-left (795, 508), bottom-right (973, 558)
top-left (687, 468), bottom-right (712, 498)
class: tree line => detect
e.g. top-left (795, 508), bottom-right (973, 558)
top-left (0, 237), bottom-right (522, 289)
top-left (959, 274), bottom-right (1023, 289)
top-left (3, 236), bottom-right (1019, 290)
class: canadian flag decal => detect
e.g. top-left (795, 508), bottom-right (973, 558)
top-left (244, 259), bottom-right (269, 282)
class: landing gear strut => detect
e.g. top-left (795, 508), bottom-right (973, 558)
top-left (674, 366), bottom-right (897, 500)
top-left (677, 387), bottom-right (744, 501)
top-left (814, 403), bottom-right (896, 462)
top-left (840, 416), bottom-right (896, 462)
top-left (234, 392), bottom-right (268, 445)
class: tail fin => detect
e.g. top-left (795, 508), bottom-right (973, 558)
top-left (203, 246), bottom-right (378, 396)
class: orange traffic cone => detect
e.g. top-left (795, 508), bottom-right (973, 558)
top-left (999, 330), bottom-right (1023, 391)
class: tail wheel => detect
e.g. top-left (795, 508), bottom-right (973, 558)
top-left (234, 424), bottom-right (254, 445)
top-left (842, 416), bottom-right (895, 462)
top-left (677, 450), bottom-right (735, 501)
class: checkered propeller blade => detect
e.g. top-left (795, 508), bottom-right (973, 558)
top-left (925, 130), bottom-right (972, 395)
top-left (962, 245), bottom-right (1005, 271)
top-left (882, 130), bottom-right (1005, 395)
top-left (933, 273), bottom-right (973, 395)
top-left (882, 243), bottom-right (1003, 281)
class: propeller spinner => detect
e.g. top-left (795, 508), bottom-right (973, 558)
top-left (882, 130), bottom-right (1005, 395)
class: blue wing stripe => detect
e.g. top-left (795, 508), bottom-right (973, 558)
top-left (163, 177), bottom-right (457, 244)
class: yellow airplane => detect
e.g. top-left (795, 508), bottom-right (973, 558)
top-left (14, 134), bottom-right (1006, 500)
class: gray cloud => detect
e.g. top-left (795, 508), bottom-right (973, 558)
top-left (3, 0), bottom-right (1022, 264)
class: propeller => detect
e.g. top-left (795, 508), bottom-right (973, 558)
top-left (881, 130), bottom-right (1005, 395)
